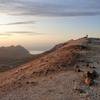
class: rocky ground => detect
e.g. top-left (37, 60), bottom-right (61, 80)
top-left (0, 37), bottom-right (100, 100)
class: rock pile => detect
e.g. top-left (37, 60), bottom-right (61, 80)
top-left (83, 70), bottom-right (98, 86)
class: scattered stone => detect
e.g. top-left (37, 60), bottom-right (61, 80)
top-left (92, 70), bottom-right (99, 79)
top-left (74, 65), bottom-right (81, 72)
top-left (26, 81), bottom-right (30, 84)
top-left (89, 66), bottom-right (96, 69)
top-left (75, 88), bottom-right (86, 94)
top-left (86, 71), bottom-right (93, 79)
top-left (84, 77), bottom-right (93, 86)
top-left (82, 70), bottom-right (99, 86)
top-left (86, 63), bottom-right (90, 67)
top-left (92, 66), bottom-right (96, 69)
top-left (26, 81), bottom-right (38, 86)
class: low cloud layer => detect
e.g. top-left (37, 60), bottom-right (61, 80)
top-left (0, 0), bottom-right (100, 17)
top-left (0, 20), bottom-right (36, 25)
top-left (0, 33), bottom-right (12, 36)
top-left (0, 31), bottom-right (44, 36)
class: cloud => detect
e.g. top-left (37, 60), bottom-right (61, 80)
top-left (0, 31), bottom-right (44, 36)
top-left (8, 31), bottom-right (43, 35)
top-left (0, 33), bottom-right (12, 36)
top-left (0, 20), bottom-right (36, 25)
top-left (0, 0), bottom-right (100, 17)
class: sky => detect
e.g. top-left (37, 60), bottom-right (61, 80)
top-left (0, 0), bottom-right (100, 53)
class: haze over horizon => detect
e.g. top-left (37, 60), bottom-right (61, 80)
top-left (0, 0), bottom-right (100, 53)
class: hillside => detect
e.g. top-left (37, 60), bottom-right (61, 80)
top-left (0, 45), bottom-right (30, 58)
top-left (0, 45), bottom-right (33, 72)
top-left (0, 37), bottom-right (100, 100)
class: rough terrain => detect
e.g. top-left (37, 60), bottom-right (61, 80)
top-left (0, 37), bottom-right (100, 100)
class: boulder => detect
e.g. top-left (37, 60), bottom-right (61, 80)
top-left (84, 77), bottom-right (93, 86)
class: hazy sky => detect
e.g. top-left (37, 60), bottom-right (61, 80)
top-left (0, 0), bottom-right (100, 53)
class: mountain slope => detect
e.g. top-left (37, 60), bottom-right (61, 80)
top-left (0, 37), bottom-right (100, 100)
top-left (0, 37), bottom-right (88, 85)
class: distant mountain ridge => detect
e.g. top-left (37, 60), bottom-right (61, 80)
top-left (0, 45), bottom-right (34, 71)
top-left (0, 45), bottom-right (30, 59)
